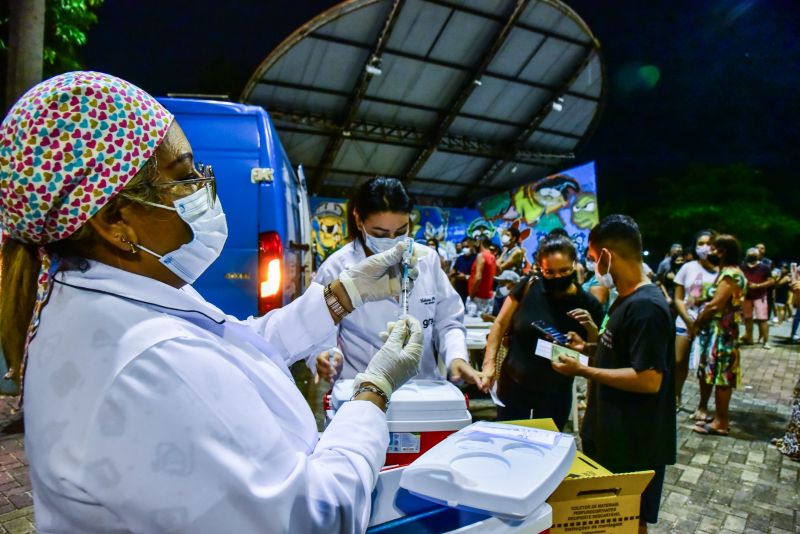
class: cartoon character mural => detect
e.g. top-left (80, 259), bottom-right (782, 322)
top-left (466, 217), bottom-right (496, 240)
top-left (478, 162), bottom-right (598, 265)
top-left (571, 192), bottom-right (599, 229)
top-left (413, 206), bottom-right (449, 244)
top-left (310, 198), bottom-right (348, 266)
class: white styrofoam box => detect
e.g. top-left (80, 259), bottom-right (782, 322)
top-left (331, 379), bottom-right (472, 432)
top-left (399, 421), bottom-right (576, 520)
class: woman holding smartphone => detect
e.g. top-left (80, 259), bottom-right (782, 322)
top-left (481, 232), bottom-right (604, 430)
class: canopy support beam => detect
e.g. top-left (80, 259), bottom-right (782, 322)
top-left (308, 0), bottom-right (404, 194)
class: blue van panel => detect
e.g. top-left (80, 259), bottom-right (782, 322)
top-left (175, 114), bottom-right (261, 152)
top-left (157, 97), bottom-right (302, 317)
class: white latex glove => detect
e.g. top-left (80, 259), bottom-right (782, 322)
top-left (339, 240), bottom-right (425, 308)
top-left (354, 316), bottom-right (423, 398)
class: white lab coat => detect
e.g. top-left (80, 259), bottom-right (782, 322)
top-left (24, 261), bottom-right (388, 534)
top-left (314, 241), bottom-right (467, 380)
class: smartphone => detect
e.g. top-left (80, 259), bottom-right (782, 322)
top-left (531, 320), bottom-right (569, 345)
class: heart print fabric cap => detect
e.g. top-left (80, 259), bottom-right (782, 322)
top-left (0, 71), bottom-right (173, 244)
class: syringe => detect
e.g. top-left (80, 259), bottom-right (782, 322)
top-left (399, 238), bottom-right (414, 318)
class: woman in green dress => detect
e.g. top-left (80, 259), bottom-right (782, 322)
top-left (691, 234), bottom-right (746, 436)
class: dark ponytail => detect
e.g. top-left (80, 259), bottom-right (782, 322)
top-left (348, 177), bottom-right (413, 242)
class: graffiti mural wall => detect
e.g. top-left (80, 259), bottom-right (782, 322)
top-left (309, 162), bottom-right (597, 267)
top-left (477, 161), bottom-right (598, 263)
top-left (309, 197), bottom-right (349, 267)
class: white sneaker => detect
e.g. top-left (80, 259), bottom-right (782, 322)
top-left (762, 343), bottom-right (773, 351)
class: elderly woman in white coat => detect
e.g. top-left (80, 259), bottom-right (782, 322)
top-left (0, 72), bottom-right (424, 533)
top-left (313, 177), bottom-right (484, 387)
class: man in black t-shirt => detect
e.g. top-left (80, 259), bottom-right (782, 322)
top-left (552, 214), bottom-right (676, 533)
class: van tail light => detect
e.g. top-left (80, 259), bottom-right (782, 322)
top-left (258, 231), bottom-right (283, 315)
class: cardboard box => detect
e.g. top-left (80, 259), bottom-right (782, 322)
top-left (506, 419), bottom-right (655, 534)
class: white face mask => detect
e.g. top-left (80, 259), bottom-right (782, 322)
top-left (135, 187), bottom-right (228, 284)
top-left (363, 229), bottom-right (406, 254)
top-left (501, 235), bottom-right (511, 245)
top-left (594, 250), bottom-right (615, 288)
top-left (498, 286), bottom-right (511, 297)
top-left (696, 244), bottom-right (711, 260)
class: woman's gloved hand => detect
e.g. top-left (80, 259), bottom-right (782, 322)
top-left (353, 316), bottom-right (423, 398)
top-left (338, 240), bottom-right (424, 308)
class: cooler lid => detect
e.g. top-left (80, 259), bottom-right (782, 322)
top-left (398, 421), bottom-right (576, 519)
top-left (332, 379), bottom-right (468, 415)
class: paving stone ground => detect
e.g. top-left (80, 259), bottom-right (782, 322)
top-left (0, 322), bottom-right (796, 533)
top-left (651, 320), bottom-right (800, 534)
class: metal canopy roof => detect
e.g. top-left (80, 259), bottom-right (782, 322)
top-left (242, 0), bottom-right (605, 202)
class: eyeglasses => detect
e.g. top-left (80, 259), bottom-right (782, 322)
top-left (157, 162), bottom-right (217, 207)
top-left (540, 263), bottom-right (576, 278)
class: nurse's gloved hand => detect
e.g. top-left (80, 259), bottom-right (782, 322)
top-left (338, 241), bottom-right (425, 308)
top-left (354, 316), bottom-right (423, 398)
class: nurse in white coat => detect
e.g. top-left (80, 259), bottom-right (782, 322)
top-left (314, 177), bottom-right (483, 386)
top-left (0, 72), bottom-right (424, 534)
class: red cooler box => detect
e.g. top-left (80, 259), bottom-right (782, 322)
top-left (328, 379), bottom-right (472, 466)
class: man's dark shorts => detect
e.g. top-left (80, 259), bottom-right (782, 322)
top-left (641, 465), bottom-right (666, 524)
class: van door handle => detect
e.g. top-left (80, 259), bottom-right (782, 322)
top-left (289, 241), bottom-right (310, 251)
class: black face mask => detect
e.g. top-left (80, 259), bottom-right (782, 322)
top-left (746, 255), bottom-right (758, 264)
top-left (707, 253), bottom-right (721, 266)
top-left (542, 272), bottom-right (576, 294)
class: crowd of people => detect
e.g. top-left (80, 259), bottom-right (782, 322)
top-left (437, 220), bottom-right (800, 530)
top-left (652, 235), bottom-right (800, 459)
top-left (655, 239), bottom-right (800, 349)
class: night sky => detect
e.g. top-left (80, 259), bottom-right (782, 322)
top-left (82, 0), bottom-right (800, 207)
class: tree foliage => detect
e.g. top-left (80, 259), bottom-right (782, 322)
top-left (603, 165), bottom-right (800, 262)
top-left (0, 0), bottom-right (103, 76)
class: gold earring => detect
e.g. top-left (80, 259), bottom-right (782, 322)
top-left (120, 237), bottom-right (138, 254)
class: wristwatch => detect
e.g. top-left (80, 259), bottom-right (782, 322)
top-left (324, 283), bottom-right (349, 321)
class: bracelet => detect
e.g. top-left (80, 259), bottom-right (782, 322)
top-left (324, 283), bottom-right (349, 321)
top-left (352, 384), bottom-right (390, 409)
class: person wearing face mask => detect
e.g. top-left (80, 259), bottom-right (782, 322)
top-left (656, 244), bottom-right (683, 283)
top-left (468, 235), bottom-right (498, 314)
top-left (0, 73), bottom-right (428, 533)
top-left (314, 177), bottom-right (484, 388)
top-left (656, 252), bottom-right (684, 309)
top-left (582, 250), bottom-right (618, 312)
top-left (672, 229), bottom-right (718, 417)
top-left (426, 237), bottom-right (449, 272)
top-left (497, 227), bottom-right (526, 275)
top-left (483, 270), bottom-right (521, 320)
top-left (741, 246), bottom-right (775, 348)
top-left (449, 237), bottom-right (476, 303)
top-left (480, 232), bottom-right (603, 430)
top-left (691, 235), bottom-right (747, 437)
